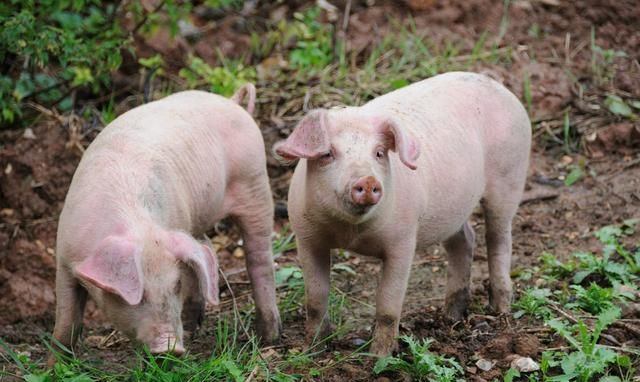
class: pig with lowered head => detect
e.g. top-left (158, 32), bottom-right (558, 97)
top-left (51, 84), bottom-right (280, 362)
top-left (274, 72), bottom-right (531, 356)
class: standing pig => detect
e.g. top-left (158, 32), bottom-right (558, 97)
top-left (274, 72), bottom-right (531, 356)
top-left (51, 84), bottom-right (280, 362)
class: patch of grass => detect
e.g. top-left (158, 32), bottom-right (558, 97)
top-left (590, 27), bottom-right (627, 86)
top-left (179, 54), bottom-right (256, 97)
top-left (541, 307), bottom-right (630, 382)
top-left (1, 314), bottom-right (301, 381)
top-left (374, 335), bottom-right (464, 382)
top-left (522, 70), bottom-right (533, 117)
top-left (288, 7), bottom-right (334, 71)
top-left (513, 287), bottom-right (553, 320)
top-left (568, 283), bottom-right (616, 315)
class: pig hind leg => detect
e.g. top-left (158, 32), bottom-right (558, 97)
top-left (232, 182), bottom-right (281, 344)
top-left (49, 265), bottom-right (88, 366)
top-left (443, 222), bottom-right (475, 321)
top-left (481, 176), bottom-right (524, 313)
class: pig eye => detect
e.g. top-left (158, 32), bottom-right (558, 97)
top-left (318, 150), bottom-right (334, 166)
top-left (375, 149), bottom-right (385, 160)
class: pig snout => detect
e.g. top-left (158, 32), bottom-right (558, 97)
top-left (351, 176), bottom-right (382, 206)
top-left (149, 334), bottom-right (185, 356)
top-left (144, 324), bottom-right (185, 356)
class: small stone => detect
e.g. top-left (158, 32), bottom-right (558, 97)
top-left (233, 247), bottom-right (245, 259)
top-left (473, 321), bottom-right (491, 332)
top-left (23, 128), bottom-right (36, 139)
top-left (510, 356), bottom-right (540, 372)
top-left (351, 338), bottom-right (367, 347)
top-left (476, 358), bottom-right (495, 371)
top-left (561, 155), bottom-right (573, 165)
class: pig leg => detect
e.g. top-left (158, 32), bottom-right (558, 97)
top-left (298, 240), bottom-right (332, 346)
top-left (370, 244), bottom-right (415, 356)
top-left (49, 264), bottom-right (87, 366)
top-left (234, 203), bottom-right (281, 344)
top-left (182, 267), bottom-right (205, 334)
top-left (482, 185), bottom-right (522, 313)
top-left (443, 222), bottom-right (475, 321)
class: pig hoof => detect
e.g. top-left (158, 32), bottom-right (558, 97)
top-left (256, 312), bottom-right (282, 345)
top-left (489, 300), bottom-right (512, 315)
top-left (489, 291), bottom-right (513, 314)
top-left (370, 338), bottom-right (399, 357)
top-left (46, 354), bottom-right (57, 368)
top-left (444, 288), bottom-right (470, 322)
top-left (304, 320), bottom-right (334, 349)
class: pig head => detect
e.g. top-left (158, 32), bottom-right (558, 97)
top-left (274, 108), bottom-right (420, 224)
top-left (68, 228), bottom-right (218, 356)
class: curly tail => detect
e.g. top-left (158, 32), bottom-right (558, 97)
top-left (231, 83), bottom-right (256, 116)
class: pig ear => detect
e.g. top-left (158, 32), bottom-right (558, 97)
top-left (76, 236), bottom-right (144, 306)
top-left (231, 83), bottom-right (256, 116)
top-left (170, 232), bottom-right (219, 305)
top-left (273, 109), bottom-right (330, 164)
top-left (375, 116), bottom-right (420, 170)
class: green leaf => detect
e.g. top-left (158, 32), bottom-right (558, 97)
top-left (139, 54), bottom-right (164, 69)
top-left (572, 270), bottom-right (592, 284)
top-left (564, 167), bottom-right (582, 186)
top-left (332, 263), bottom-right (356, 275)
top-left (595, 225), bottom-right (622, 244)
top-left (71, 67), bottom-right (94, 87)
top-left (389, 78), bottom-right (409, 90)
top-left (275, 265), bottom-right (303, 286)
top-left (222, 360), bottom-right (243, 382)
top-left (599, 377), bottom-right (622, 382)
top-left (503, 367), bottom-right (520, 382)
top-left (24, 374), bottom-right (49, 382)
top-left (373, 356), bottom-right (405, 374)
top-left (594, 306), bottom-right (621, 334)
top-left (604, 94), bottom-right (634, 117)
top-left (630, 100), bottom-right (640, 110)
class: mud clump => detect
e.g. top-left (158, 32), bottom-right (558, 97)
top-left (480, 333), bottom-right (540, 359)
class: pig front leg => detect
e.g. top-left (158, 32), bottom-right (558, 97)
top-left (48, 264), bottom-right (88, 366)
top-left (443, 222), bottom-right (475, 321)
top-left (236, 213), bottom-right (281, 344)
top-left (182, 269), bottom-right (205, 334)
top-left (370, 242), bottom-right (415, 356)
top-left (482, 189), bottom-right (520, 313)
top-left (299, 241), bottom-right (332, 347)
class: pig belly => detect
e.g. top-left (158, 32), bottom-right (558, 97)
top-left (413, 153), bottom-right (486, 250)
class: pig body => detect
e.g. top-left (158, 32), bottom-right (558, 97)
top-left (275, 72), bottom-right (531, 356)
top-left (52, 87), bottom-right (280, 360)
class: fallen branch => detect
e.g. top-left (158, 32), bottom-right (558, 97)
top-left (612, 320), bottom-right (640, 339)
top-left (520, 189), bottom-right (560, 204)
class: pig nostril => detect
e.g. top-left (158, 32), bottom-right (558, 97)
top-left (372, 187), bottom-right (378, 193)
top-left (356, 186), bottom-right (364, 193)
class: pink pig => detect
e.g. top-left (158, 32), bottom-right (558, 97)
top-left (51, 84), bottom-right (280, 362)
top-left (274, 72), bottom-right (531, 356)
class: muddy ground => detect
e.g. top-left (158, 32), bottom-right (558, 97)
top-left (1, 0), bottom-right (639, 380)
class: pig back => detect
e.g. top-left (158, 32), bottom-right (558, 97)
top-left (58, 91), bottom-right (265, 256)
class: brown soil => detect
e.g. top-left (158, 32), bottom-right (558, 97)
top-left (1, 0), bottom-right (639, 380)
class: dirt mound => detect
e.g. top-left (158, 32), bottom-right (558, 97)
top-left (0, 123), bottom-right (82, 324)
